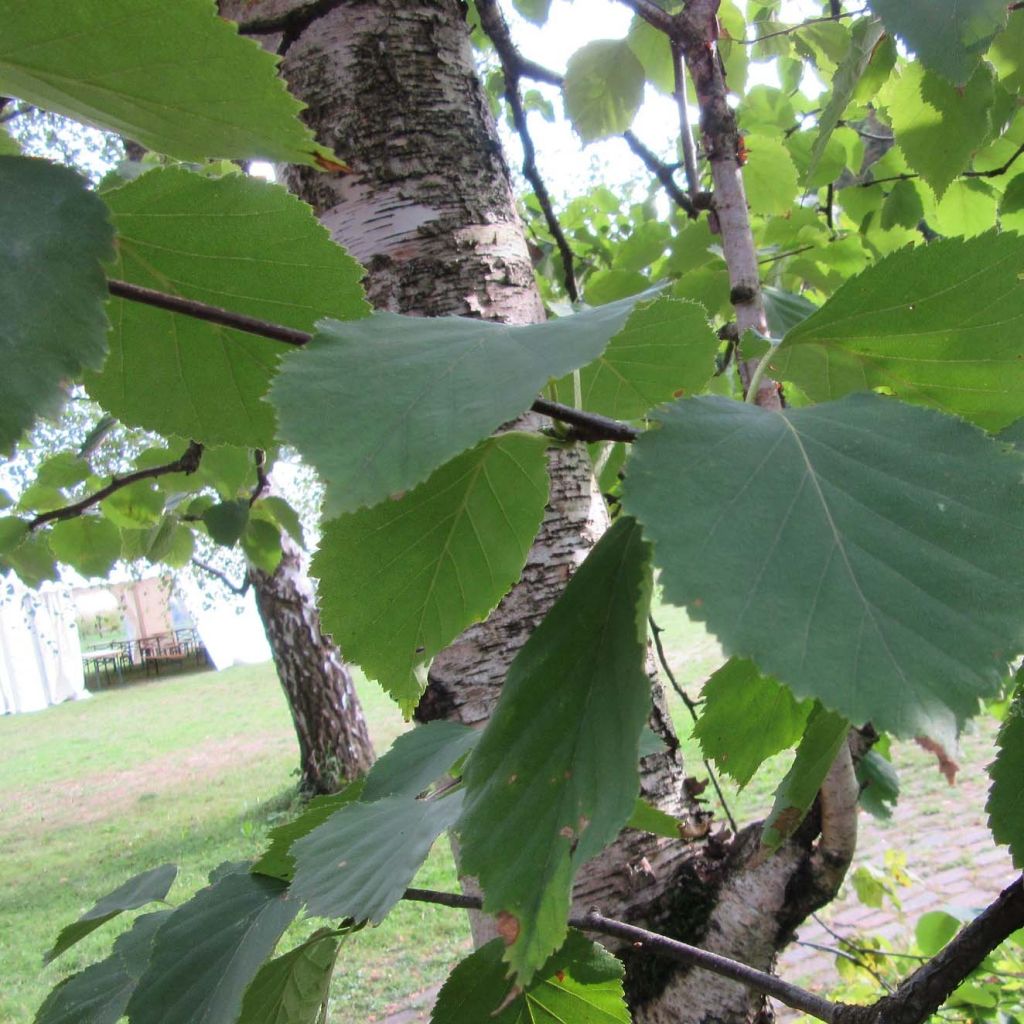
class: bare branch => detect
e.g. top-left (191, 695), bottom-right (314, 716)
top-left (191, 557), bottom-right (250, 597)
top-left (622, 131), bottom-right (697, 218)
top-left (671, 40), bottom-right (701, 195)
top-left (615, 0), bottom-right (676, 35)
top-left (28, 441), bottom-right (203, 530)
top-left (857, 142), bottom-right (1024, 190)
top-left (738, 6), bottom-right (868, 44)
top-left (249, 449), bottom-right (269, 507)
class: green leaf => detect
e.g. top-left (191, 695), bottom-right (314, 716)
top-left (868, 0), bottom-right (1008, 85)
top-left (3, 530), bottom-right (58, 588)
top-left (0, 0), bottom-right (329, 164)
top-left (271, 290), bottom-right (654, 516)
top-left (879, 63), bottom-right (994, 199)
top-left (763, 286), bottom-right (817, 338)
top-left (290, 792), bottom-right (463, 925)
top-left (203, 499), bottom-right (250, 547)
top-left (987, 684), bottom-right (1024, 867)
top-left (315, 433), bottom-right (548, 710)
top-left (856, 750), bottom-right (899, 819)
top-left (48, 517), bottom-right (122, 579)
top-left (742, 135), bottom-right (799, 216)
top-left (770, 232), bottom-right (1024, 430)
top-left (252, 496), bottom-right (305, 549)
top-left (806, 19), bottom-right (885, 185)
top-left (44, 864), bottom-right (176, 965)
top-left (0, 517), bottom-right (28, 556)
top-left (694, 659), bottom-right (811, 787)
top-left (563, 40), bottom-right (645, 142)
top-left (127, 871), bottom-right (300, 1024)
top-left (762, 705), bottom-right (849, 852)
top-left (626, 798), bottom-right (685, 839)
top-left (252, 782), bottom-right (364, 883)
top-left (880, 179), bottom-right (924, 230)
top-left (613, 221), bottom-right (672, 273)
top-left (0, 156), bottom-right (113, 456)
top-left (621, 394), bottom-right (1024, 740)
top-left (627, 18), bottom-right (675, 95)
top-left (432, 932), bottom-right (630, 1024)
top-left (100, 481), bottom-right (165, 529)
top-left (916, 910), bottom-right (962, 956)
top-left (191, 444), bottom-right (255, 502)
top-left (511, 0), bottom-right (552, 26)
top-left (36, 452), bottom-right (91, 490)
top-left (36, 911), bottom-right (169, 1024)
top-left (241, 519), bottom-right (282, 574)
top-left (236, 931), bottom-right (340, 1024)
top-left (362, 722), bottom-right (481, 802)
top-left (550, 297), bottom-right (720, 419)
top-left (87, 168), bottom-right (367, 448)
top-left (459, 517), bottom-right (652, 982)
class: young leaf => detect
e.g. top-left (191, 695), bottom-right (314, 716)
top-left (770, 232), bottom-right (1024, 430)
top-left (44, 863), bottom-right (176, 965)
top-left (87, 168), bottom-right (367, 448)
top-left (431, 932), bottom-right (630, 1024)
top-left (361, 721), bottom-right (481, 802)
top-left (0, 156), bottom-right (114, 456)
top-left (271, 290), bottom-right (655, 516)
top-left (290, 792), bottom-right (464, 925)
top-left (761, 705), bottom-right (849, 852)
top-left (987, 684), bottom-right (1024, 867)
top-left (236, 930), bottom-right (341, 1024)
top-left (126, 871), bottom-right (300, 1024)
top-left (868, 0), bottom-right (1008, 85)
top-left (622, 394), bottom-right (1024, 740)
top-left (563, 40), bottom-right (645, 142)
top-left (458, 516), bottom-right (652, 983)
top-left (626, 798), bottom-right (686, 840)
top-left (857, 749), bottom-right (900, 819)
top-left (47, 517), bottom-right (123, 579)
top-left (0, 0), bottom-right (330, 164)
top-left (693, 659), bottom-right (811, 787)
top-left (36, 911), bottom-right (169, 1024)
top-left (549, 297), bottom-right (720, 419)
top-left (314, 433), bottom-right (549, 711)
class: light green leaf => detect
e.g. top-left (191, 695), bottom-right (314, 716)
top-left (241, 519), bottom-right (282, 574)
top-left (880, 179), bottom-right (924, 230)
top-left (100, 481), bottom-right (165, 529)
top-left (622, 394), bottom-right (1024, 740)
top-left (271, 290), bottom-right (654, 517)
top-left (694, 659), bottom-right (811, 787)
top-left (290, 792), bottom-right (463, 925)
top-left (879, 63), bottom-right (994, 199)
top-left (511, 0), bottom-right (552, 26)
top-left (237, 931), bottom-right (340, 1024)
top-left (362, 722), bottom-right (481, 802)
top-left (459, 517), bottom-right (652, 983)
top-left (916, 910), bottom-right (962, 956)
top-left (613, 222), bottom-right (672, 273)
top-left (933, 179), bottom-right (998, 238)
top-left (252, 496), bottom-right (305, 549)
top-left (987, 683), bottom-right (1024, 867)
top-left (0, 517), bottom-right (29, 556)
top-left (563, 40), bottom-right (645, 142)
top-left (0, 156), bottom-right (113, 456)
top-left (627, 18), bottom-right (675, 95)
top-left (550, 297), bottom-right (720, 420)
top-left (0, 0), bottom-right (329, 164)
top-left (770, 232), bottom-right (1024, 429)
top-left (868, 0), bottom-right (1008, 84)
top-left (2, 530), bottom-right (58, 588)
top-left (762, 705), bottom-right (849, 851)
top-left (36, 911), bottom-right (169, 1024)
top-left (203, 499), bottom-right (250, 548)
top-left (127, 871), bottom-right (300, 1024)
top-left (742, 135), bottom-right (799, 216)
top-left (584, 269), bottom-right (649, 305)
top-left (315, 433), bottom-right (548, 712)
top-left (35, 452), bottom-right (91, 490)
top-left (44, 864), bottom-right (176, 965)
top-left (626, 798), bottom-right (685, 839)
top-left (48, 517), bottom-right (122, 579)
top-left (87, 168), bottom-right (367, 448)
top-left (432, 932), bottom-right (630, 1024)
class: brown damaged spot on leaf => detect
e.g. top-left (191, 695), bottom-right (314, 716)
top-left (915, 735), bottom-right (959, 785)
top-left (313, 152), bottom-right (353, 174)
top-left (555, 970), bottom-right (566, 982)
top-left (496, 911), bottom-right (520, 945)
top-left (770, 806), bottom-right (804, 840)
top-left (507, 773), bottom-right (517, 784)
top-left (559, 825), bottom-right (575, 840)
top-left (679, 815), bottom-right (712, 840)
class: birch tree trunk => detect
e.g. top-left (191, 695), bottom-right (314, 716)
top-left (225, 3), bottom-right (858, 1019)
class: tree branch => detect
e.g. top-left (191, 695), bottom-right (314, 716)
top-left (622, 131), bottom-right (697, 218)
top-left (616, 0), bottom-right (676, 35)
top-left (106, 279), bottom-right (638, 443)
top-left (28, 441), bottom-right (203, 530)
top-left (190, 557), bottom-right (250, 597)
top-left (249, 449), bottom-right (269, 506)
top-left (671, 41), bottom-right (701, 196)
top-left (856, 142), bottom-right (1024, 189)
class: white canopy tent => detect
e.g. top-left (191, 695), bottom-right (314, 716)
top-left (0, 575), bottom-right (88, 714)
top-left (176, 577), bottom-right (271, 671)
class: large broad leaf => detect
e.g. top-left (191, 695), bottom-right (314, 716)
top-left (0, 156), bottom-right (113, 456)
top-left (0, 0), bottom-right (328, 164)
top-left (761, 706), bottom-right (849, 852)
top-left (271, 290), bottom-right (655, 516)
top-left (290, 792), bottom-right (463, 925)
top-left (36, 911), bottom-right (169, 1024)
top-left (362, 722), bottom-right (481, 802)
top-left (432, 932), bottom-right (630, 1024)
top-left (770, 232), bottom-right (1024, 430)
top-left (694, 659), bottom-right (811, 787)
top-left (127, 870), bottom-right (300, 1024)
top-left (458, 516), bottom-right (652, 983)
top-left (621, 394), bottom-right (1024, 740)
top-left (987, 683), bottom-right (1024, 868)
top-left (314, 433), bottom-right (549, 712)
top-left (549, 297), bottom-right (720, 419)
top-left (878, 63), bottom-right (994, 199)
top-left (48, 517), bottom-right (123, 579)
top-left (237, 931), bottom-right (341, 1024)
top-left (44, 864), bottom-right (176, 964)
top-left (87, 168), bottom-right (366, 447)
top-left (563, 40), bottom-right (645, 142)
top-left (868, 0), bottom-right (1008, 85)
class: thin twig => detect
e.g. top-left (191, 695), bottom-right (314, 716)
top-left (616, 0), bottom-right (675, 35)
top-left (671, 41), bottom-right (701, 196)
top-left (107, 279), bottom-right (638, 443)
top-left (622, 131), bottom-right (697, 218)
top-left (191, 558), bottom-right (250, 596)
top-left (857, 143), bottom-right (1024, 190)
top-left (648, 615), bottom-right (738, 833)
top-left (249, 449), bottom-right (269, 506)
top-left (739, 7), bottom-right (867, 44)
top-left (28, 442), bottom-right (203, 530)
top-left (796, 939), bottom-right (896, 994)
top-left (759, 244), bottom-right (816, 264)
